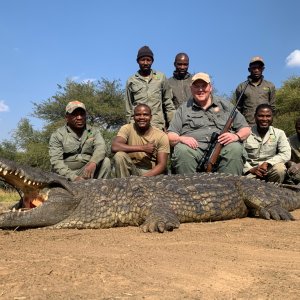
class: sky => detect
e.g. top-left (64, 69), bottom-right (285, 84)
top-left (0, 0), bottom-right (300, 142)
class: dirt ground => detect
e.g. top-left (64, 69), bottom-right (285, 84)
top-left (0, 206), bottom-right (299, 300)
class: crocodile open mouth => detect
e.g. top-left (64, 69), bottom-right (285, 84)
top-left (0, 165), bottom-right (47, 208)
top-left (0, 158), bottom-right (71, 208)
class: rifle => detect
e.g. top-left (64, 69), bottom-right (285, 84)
top-left (196, 80), bottom-right (249, 173)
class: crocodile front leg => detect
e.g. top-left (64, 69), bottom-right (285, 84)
top-left (140, 202), bottom-right (180, 233)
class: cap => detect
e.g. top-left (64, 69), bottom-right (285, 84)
top-left (249, 56), bottom-right (264, 66)
top-left (137, 46), bottom-right (154, 61)
top-left (65, 101), bottom-right (86, 114)
top-left (191, 72), bottom-right (211, 84)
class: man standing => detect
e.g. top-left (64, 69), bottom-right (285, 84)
top-left (49, 101), bottom-right (111, 181)
top-left (235, 56), bottom-right (276, 126)
top-left (111, 104), bottom-right (170, 177)
top-left (243, 104), bottom-right (291, 183)
top-left (125, 45), bottom-right (175, 130)
top-left (287, 117), bottom-right (300, 184)
top-left (168, 52), bottom-right (192, 109)
top-left (167, 72), bottom-right (250, 175)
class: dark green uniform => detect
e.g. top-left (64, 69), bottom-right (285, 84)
top-left (168, 97), bottom-right (249, 175)
top-left (49, 124), bottom-right (111, 181)
top-left (168, 72), bottom-right (192, 109)
top-left (235, 76), bottom-right (276, 126)
top-left (125, 70), bottom-right (175, 130)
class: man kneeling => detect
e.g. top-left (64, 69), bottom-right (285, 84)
top-left (243, 104), bottom-right (291, 183)
top-left (111, 104), bottom-right (170, 178)
top-left (49, 101), bottom-right (111, 181)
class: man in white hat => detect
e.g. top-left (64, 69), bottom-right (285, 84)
top-left (167, 72), bottom-right (251, 175)
top-left (49, 101), bottom-right (111, 181)
top-left (235, 56), bottom-right (276, 126)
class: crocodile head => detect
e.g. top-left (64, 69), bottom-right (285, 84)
top-left (0, 157), bottom-right (77, 229)
top-left (0, 157), bottom-right (73, 208)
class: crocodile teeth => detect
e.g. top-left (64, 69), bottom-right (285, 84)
top-left (18, 170), bottom-right (25, 179)
top-left (28, 181), bottom-right (31, 185)
top-left (24, 178), bottom-right (27, 183)
top-left (3, 170), bottom-right (7, 175)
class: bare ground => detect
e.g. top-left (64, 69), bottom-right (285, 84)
top-left (0, 208), bottom-right (299, 300)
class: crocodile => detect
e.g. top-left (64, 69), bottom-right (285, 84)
top-left (0, 157), bottom-right (299, 232)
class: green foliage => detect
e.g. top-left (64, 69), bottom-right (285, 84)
top-left (276, 76), bottom-right (300, 114)
top-left (0, 190), bottom-right (20, 203)
top-left (5, 118), bottom-right (50, 170)
top-left (102, 129), bottom-right (118, 158)
top-left (16, 142), bottom-right (50, 170)
top-left (273, 76), bottom-right (300, 135)
top-left (0, 140), bottom-right (17, 161)
top-left (12, 118), bottom-right (41, 149)
top-left (33, 78), bottom-right (126, 130)
top-left (273, 112), bottom-right (299, 136)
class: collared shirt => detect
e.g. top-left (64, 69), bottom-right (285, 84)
top-left (125, 69), bottom-right (175, 129)
top-left (288, 133), bottom-right (300, 163)
top-left (117, 123), bottom-right (170, 169)
top-left (235, 76), bottom-right (276, 125)
top-left (243, 125), bottom-right (291, 173)
top-left (168, 72), bottom-right (192, 109)
top-left (49, 124), bottom-right (107, 181)
top-left (168, 97), bottom-right (249, 150)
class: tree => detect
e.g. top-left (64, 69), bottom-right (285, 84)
top-left (273, 76), bottom-right (300, 136)
top-left (9, 118), bottom-right (51, 170)
top-left (0, 140), bottom-right (17, 161)
top-left (33, 78), bottom-right (126, 130)
top-left (12, 118), bottom-right (42, 150)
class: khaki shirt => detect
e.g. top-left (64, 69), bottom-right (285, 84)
top-left (288, 133), bottom-right (300, 163)
top-left (243, 125), bottom-right (291, 173)
top-left (125, 70), bottom-right (175, 129)
top-left (49, 124), bottom-right (107, 181)
top-left (117, 123), bottom-right (170, 169)
top-left (235, 77), bottom-right (276, 126)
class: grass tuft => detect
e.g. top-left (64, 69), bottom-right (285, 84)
top-left (0, 189), bottom-right (20, 203)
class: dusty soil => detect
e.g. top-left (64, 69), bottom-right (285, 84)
top-left (0, 206), bottom-right (299, 300)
